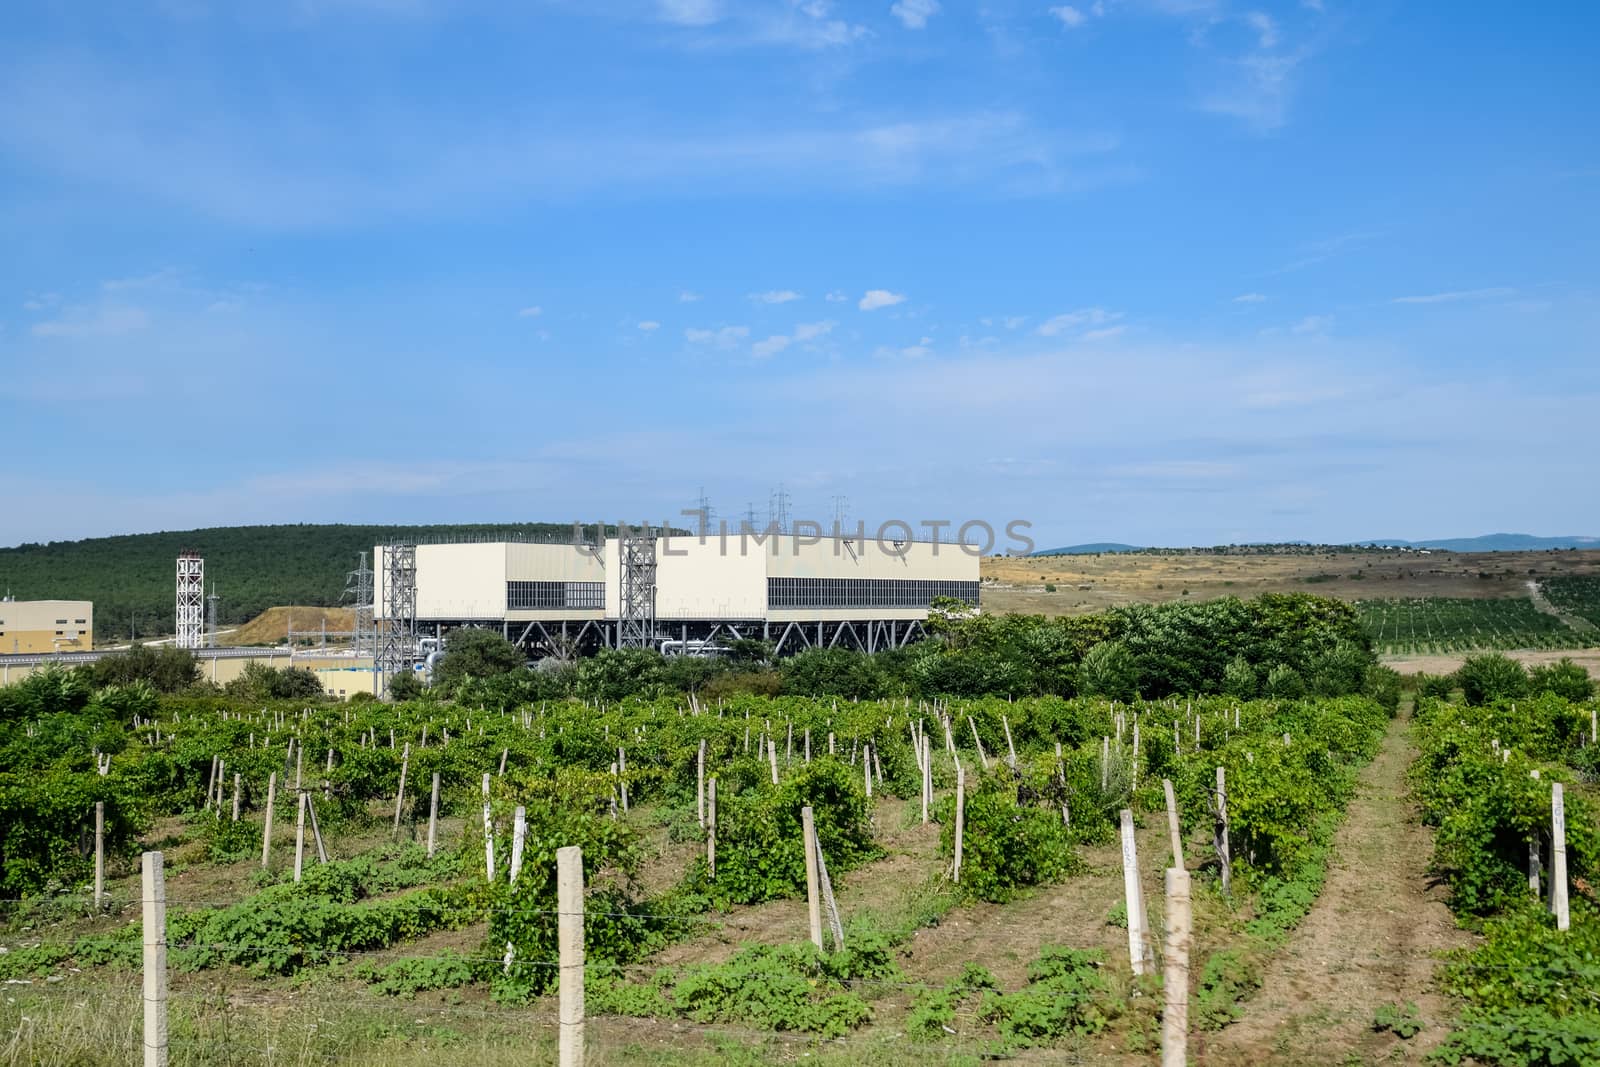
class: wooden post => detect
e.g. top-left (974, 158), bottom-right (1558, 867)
top-left (141, 851), bottom-right (168, 1067)
top-left (293, 790), bottom-right (307, 882)
top-left (1002, 714), bottom-right (1017, 767)
top-left (499, 747), bottom-right (508, 776)
top-left (261, 772), bottom-right (277, 868)
top-left (307, 794), bottom-right (328, 864)
top-left (953, 764), bottom-right (965, 884)
top-left (1101, 736), bottom-right (1110, 791)
top-left (968, 716), bottom-right (989, 770)
top-left (863, 743), bottom-right (873, 799)
top-left (1214, 767), bottom-right (1231, 897)
top-left (482, 773), bottom-right (494, 883)
top-left (1162, 868), bottom-right (1192, 1067)
top-left (231, 773), bottom-right (240, 822)
top-left (707, 777), bottom-right (717, 879)
top-left (696, 740), bottom-right (706, 827)
top-left (1529, 770), bottom-right (1542, 895)
top-left (802, 805), bottom-right (824, 949)
top-left (426, 773), bottom-right (440, 857)
top-left (94, 801), bottom-right (105, 910)
top-left (1163, 779), bottom-right (1183, 866)
top-left (1552, 782), bottom-right (1569, 931)
top-left (921, 739), bottom-right (932, 825)
top-left (768, 738), bottom-right (779, 785)
top-left (557, 845), bottom-right (585, 1067)
top-left (393, 742), bottom-right (410, 835)
top-left (510, 805), bottom-right (527, 884)
top-left (617, 747), bottom-right (628, 812)
top-left (1120, 809), bottom-right (1153, 975)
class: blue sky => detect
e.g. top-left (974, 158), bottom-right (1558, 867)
top-left (1, 0), bottom-right (1596, 549)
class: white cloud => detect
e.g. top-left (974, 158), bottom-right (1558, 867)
top-left (679, 290), bottom-right (703, 302)
top-left (1244, 11), bottom-right (1278, 49)
top-left (899, 343), bottom-right (932, 358)
top-left (32, 306), bottom-right (150, 338)
top-left (749, 289), bottom-right (802, 304)
top-left (1050, 5), bottom-right (1085, 28)
top-left (658, 0), bottom-right (720, 26)
top-left (516, 305), bottom-right (542, 317)
top-left (825, 290), bottom-right (850, 302)
top-left (1391, 287), bottom-right (1515, 305)
top-left (859, 289), bottom-right (906, 311)
top-left (891, 0), bottom-right (939, 30)
top-left (1035, 307), bottom-right (1119, 336)
top-left (1291, 314), bottom-right (1332, 335)
top-left (793, 319), bottom-right (837, 341)
top-left (685, 325), bottom-right (750, 348)
top-left (1083, 325), bottom-right (1126, 341)
top-left (752, 334), bottom-right (792, 359)
top-left (637, 320), bottom-right (661, 331)
top-left (1233, 292), bottom-right (1268, 303)
top-left (1200, 52), bottom-right (1303, 132)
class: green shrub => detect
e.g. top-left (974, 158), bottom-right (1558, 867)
top-left (1456, 653), bottom-right (1530, 706)
top-left (1529, 658), bottom-right (1595, 702)
top-left (941, 772), bottom-right (1079, 902)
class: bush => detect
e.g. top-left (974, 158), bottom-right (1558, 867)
top-left (941, 773), bottom-right (1078, 902)
top-left (1222, 654), bottom-right (1257, 699)
top-left (1264, 664), bottom-right (1305, 699)
top-left (1529, 658), bottom-right (1595, 702)
top-left (1079, 641), bottom-right (1138, 701)
top-left (1456, 654), bottom-right (1530, 706)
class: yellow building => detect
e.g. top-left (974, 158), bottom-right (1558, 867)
top-left (0, 599), bottom-right (94, 654)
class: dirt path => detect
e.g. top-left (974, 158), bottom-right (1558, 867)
top-left (1204, 705), bottom-right (1472, 1065)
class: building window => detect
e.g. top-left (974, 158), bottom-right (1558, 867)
top-left (74, 618), bottom-right (87, 624)
top-left (766, 577), bottom-right (980, 610)
top-left (507, 581), bottom-right (605, 610)
top-left (55, 619), bottom-right (67, 625)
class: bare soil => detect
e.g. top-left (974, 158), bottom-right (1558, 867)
top-left (1203, 706), bottom-right (1473, 1065)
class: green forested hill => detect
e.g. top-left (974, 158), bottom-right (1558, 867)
top-left (0, 523), bottom-right (588, 639)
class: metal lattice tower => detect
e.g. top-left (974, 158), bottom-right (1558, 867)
top-left (376, 543), bottom-right (416, 694)
top-left (175, 554), bottom-right (204, 650)
top-left (344, 551), bottom-right (375, 657)
top-left (206, 585), bottom-right (220, 648)
top-left (769, 483), bottom-right (792, 535)
top-left (618, 525), bottom-right (657, 649)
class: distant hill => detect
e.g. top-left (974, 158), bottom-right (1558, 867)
top-left (0, 523), bottom-right (589, 640)
top-left (1032, 543), bottom-right (1145, 556)
top-left (1355, 534), bottom-right (1600, 552)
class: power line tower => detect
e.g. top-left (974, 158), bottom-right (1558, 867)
top-left (769, 483), bottom-right (792, 535)
top-left (618, 524), bottom-right (657, 649)
top-left (206, 584), bottom-right (220, 648)
top-left (175, 553), bottom-right (204, 650)
top-left (345, 551), bottom-right (374, 657)
top-left (831, 494), bottom-right (850, 530)
top-left (693, 487), bottom-right (716, 536)
top-left (376, 543), bottom-right (416, 695)
top-left (742, 502), bottom-right (760, 534)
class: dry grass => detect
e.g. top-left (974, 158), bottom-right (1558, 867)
top-left (980, 549), bottom-right (1600, 618)
top-left (228, 606), bottom-right (357, 647)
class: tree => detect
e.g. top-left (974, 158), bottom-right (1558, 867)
top-left (1455, 654), bottom-right (1529, 706)
top-left (223, 662), bottom-right (326, 701)
top-left (1079, 641), bottom-right (1138, 701)
top-left (1529, 658), bottom-right (1594, 702)
top-left (81, 645), bottom-right (200, 693)
top-left (430, 628), bottom-right (525, 695)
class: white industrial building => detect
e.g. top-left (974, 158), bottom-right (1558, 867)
top-left (376, 530), bottom-right (979, 658)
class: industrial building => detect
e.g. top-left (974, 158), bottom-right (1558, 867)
top-left (0, 598), bottom-right (93, 654)
top-left (375, 529), bottom-right (980, 661)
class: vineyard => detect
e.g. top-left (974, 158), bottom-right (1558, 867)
top-left (1356, 597), bottom-right (1590, 655)
top-left (0, 665), bottom-right (1396, 1065)
top-left (1541, 576), bottom-right (1600, 630)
